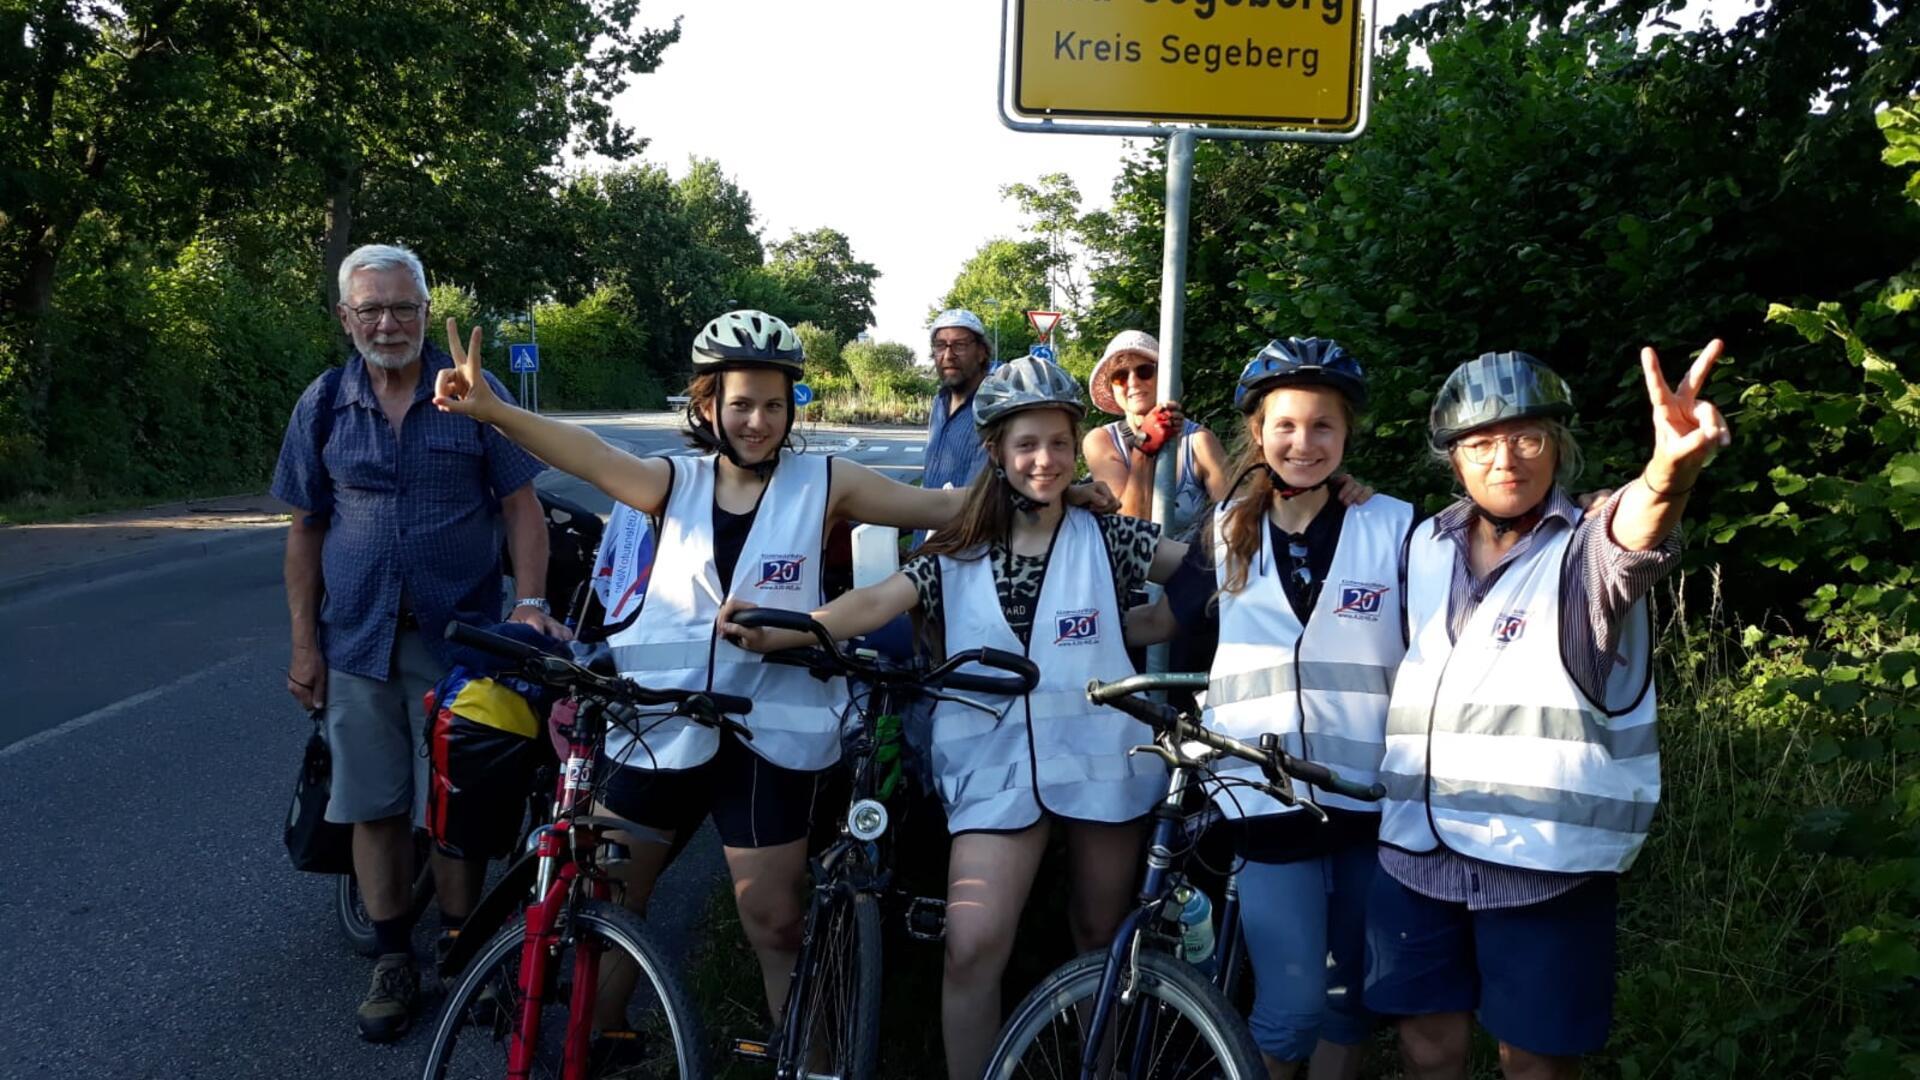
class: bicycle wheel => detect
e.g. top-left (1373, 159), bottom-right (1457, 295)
top-left (421, 899), bottom-right (707, 1080)
top-left (789, 886), bottom-right (882, 1080)
top-left (984, 949), bottom-right (1263, 1080)
top-left (337, 835), bottom-right (436, 957)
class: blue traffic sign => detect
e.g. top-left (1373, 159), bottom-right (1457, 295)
top-left (792, 382), bottom-right (814, 407)
top-left (509, 343), bottom-right (540, 373)
top-left (1028, 343), bottom-right (1055, 362)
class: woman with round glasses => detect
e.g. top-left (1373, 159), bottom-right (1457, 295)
top-left (1366, 345), bottom-right (1729, 1078)
top-left (1083, 330), bottom-right (1234, 539)
top-left (1127, 337), bottom-right (1414, 1079)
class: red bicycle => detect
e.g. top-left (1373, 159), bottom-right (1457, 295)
top-left (421, 622), bottom-right (750, 1080)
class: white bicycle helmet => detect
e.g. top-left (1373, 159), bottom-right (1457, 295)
top-left (930, 308), bottom-right (988, 345)
top-left (973, 355), bottom-right (1086, 429)
top-left (692, 310), bottom-right (805, 375)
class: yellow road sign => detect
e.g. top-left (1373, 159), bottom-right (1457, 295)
top-left (1011, 0), bottom-right (1364, 130)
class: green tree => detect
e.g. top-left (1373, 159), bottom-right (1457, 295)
top-left (1002, 172), bottom-right (1088, 314)
top-left (677, 157), bottom-right (764, 269)
top-left (933, 237), bottom-right (1053, 361)
top-left (766, 227), bottom-right (879, 343)
top-left (793, 322), bottom-right (845, 378)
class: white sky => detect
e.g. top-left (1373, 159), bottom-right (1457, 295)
top-left (607, 0), bottom-right (1747, 355)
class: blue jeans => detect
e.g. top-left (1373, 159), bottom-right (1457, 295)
top-left (1237, 842), bottom-right (1377, 1061)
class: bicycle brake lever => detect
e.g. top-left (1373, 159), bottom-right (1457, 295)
top-left (919, 688), bottom-right (1004, 716)
top-left (1128, 744), bottom-right (1182, 769)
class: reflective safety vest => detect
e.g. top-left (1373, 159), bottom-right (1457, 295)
top-left (606, 451), bottom-right (845, 772)
top-left (1378, 512), bottom-right (1661, 874)
top-left (1204, 496), bottom-right (1413, 817)
top-left (930, 508), bottom-right (1167, 832)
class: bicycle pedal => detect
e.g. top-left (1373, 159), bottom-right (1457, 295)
top-left (729, 1035), bottom-right (775, 1061)
top-left (905, 895), bottom-right (946, 941)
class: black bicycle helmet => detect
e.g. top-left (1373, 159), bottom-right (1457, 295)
top-left (1233, 337), bottom-right (1367, 413)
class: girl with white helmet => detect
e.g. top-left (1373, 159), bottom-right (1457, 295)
top-left (719, 355), bottom-right (1188, 1080)
top-left (431, 312), bottom-right (1112, 1043)
top-left (1127, 336), bottom-right (1414, 1079)
top-left (1083, 328), bottom-right (1234, 538)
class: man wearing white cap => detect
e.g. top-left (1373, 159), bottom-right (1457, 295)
top-left (922, 308), bottom-right (996, 496)
top-left (1083, 328), bottom-right (1232, 539)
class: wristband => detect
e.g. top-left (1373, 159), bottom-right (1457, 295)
top-left (514, 597), bottom-right (551, 615)
top-left (1641, 471), bottom-right (1695, 498)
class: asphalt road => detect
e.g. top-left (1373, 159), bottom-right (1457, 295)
top-left (0, 416), bottom-right (930, 1080)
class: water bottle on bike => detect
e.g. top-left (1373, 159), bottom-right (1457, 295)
top-left (1171, 880), bottom-right (1217, 976)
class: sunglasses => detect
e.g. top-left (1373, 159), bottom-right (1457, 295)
top-left (1109, 363), bottom-right (1159, 385)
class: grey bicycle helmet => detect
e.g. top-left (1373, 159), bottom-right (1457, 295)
top-left (973, 356), bottom-right (1086, 430)
top-left (1429, 351), bottom-right (1575, 449)
top-left (692, 309), bottom-right (805, 375)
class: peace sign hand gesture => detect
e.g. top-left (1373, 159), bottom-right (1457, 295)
top-left (1641, 338), bottom-right (1732, 496)
top-left (433, 318), bottom-right (502, 422)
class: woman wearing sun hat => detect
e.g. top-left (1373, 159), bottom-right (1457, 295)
top-left (1082, 329), bottom-right (1234, 540)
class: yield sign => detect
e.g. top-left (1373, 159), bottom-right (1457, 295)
top-left (1025, 310), bottom-right (1063, 342)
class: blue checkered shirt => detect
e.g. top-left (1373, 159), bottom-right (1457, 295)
top-left (923, 385), bottom-right (989, 494)
top-left (271, 345), bottom-right (544, 680)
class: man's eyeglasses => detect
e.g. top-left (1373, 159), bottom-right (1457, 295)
top-left (348, 302), bottom-right (424, 326)
top-left (931, 339), bottom-right (978, 356)
top-left (1452, 430), bottom-right (1548, 465)
top-left (1109, 364), bottom-right (1158, 385)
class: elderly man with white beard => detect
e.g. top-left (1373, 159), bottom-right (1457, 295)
top-left (271, 243), bottom-right (565, 1041)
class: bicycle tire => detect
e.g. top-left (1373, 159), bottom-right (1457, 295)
top-left (984, 949), bottom-right (1263, 1080)
top-left (788, 885), bottom-right (882, 1080)
top-left (336, 861), bottom-right (436, 957)
top-left (421, 898), bottom-right (707, 1080)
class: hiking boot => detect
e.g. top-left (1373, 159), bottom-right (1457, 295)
top-left (356, 952), bottom-right (420, 1043)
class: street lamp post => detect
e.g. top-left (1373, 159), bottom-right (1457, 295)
top-left (981, 296), bottom-right (1001, 363)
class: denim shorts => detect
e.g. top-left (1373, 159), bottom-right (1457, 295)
top-left (1363, 869), bottom-right (1619, 1057)
top-left (1237, 841), bottom-right (1377, 1060)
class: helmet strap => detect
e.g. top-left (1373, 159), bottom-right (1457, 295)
top-left (1477, 500), bottom-right (1546, 537)
top-left (996, 466), bottom-right (1049, 513)
top-left (1265, 466), bottom-right (1328, 500)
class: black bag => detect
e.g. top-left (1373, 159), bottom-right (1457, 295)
top-left (285, 715), bottom-right (355, 874)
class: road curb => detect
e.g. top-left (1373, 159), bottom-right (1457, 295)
top-left (0, 526), bottom-right (287, 608)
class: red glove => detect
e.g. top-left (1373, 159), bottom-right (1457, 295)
top-left (1135, 405), bottom-right (1176, 456)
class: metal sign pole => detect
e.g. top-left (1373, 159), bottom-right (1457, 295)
top-left (527, 306), bottom-right (540, 414)
top-left (1146, 129), bottom-right (1196, 676)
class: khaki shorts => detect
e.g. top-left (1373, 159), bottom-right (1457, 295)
top-left (322, 628), bottom-right (442, 825)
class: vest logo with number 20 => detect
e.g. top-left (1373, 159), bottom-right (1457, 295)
top-left (1054, 608), bottom-right (1101, 646)
top-left (756, 555), bottom-right (806, 590)
top-left (1492, 611), bottom-right (1527, 645)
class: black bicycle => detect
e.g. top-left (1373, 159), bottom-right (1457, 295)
top-left (727, 607), bottom-right (1040, 1080)
top-left (984, 671), bottom-right (1385, 1080)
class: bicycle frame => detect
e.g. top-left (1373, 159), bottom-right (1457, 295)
top-left (766, 676), bottom-right (901, 1078)
top-left (502, 695), bottom-right (623, 1080)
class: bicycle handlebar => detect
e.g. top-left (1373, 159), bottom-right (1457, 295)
top-left (1086, 673), bottom-right (1387, 804)
top-left (730, 608), bottom-right (1040, 697)
top-left (445, 621), bottom-right (754, 721)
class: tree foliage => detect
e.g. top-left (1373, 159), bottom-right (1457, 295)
top-left (933, 237), bottom-right (1055, 361)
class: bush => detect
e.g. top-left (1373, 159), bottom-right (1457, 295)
top-left (13, 227), bottom-right (333, 502)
